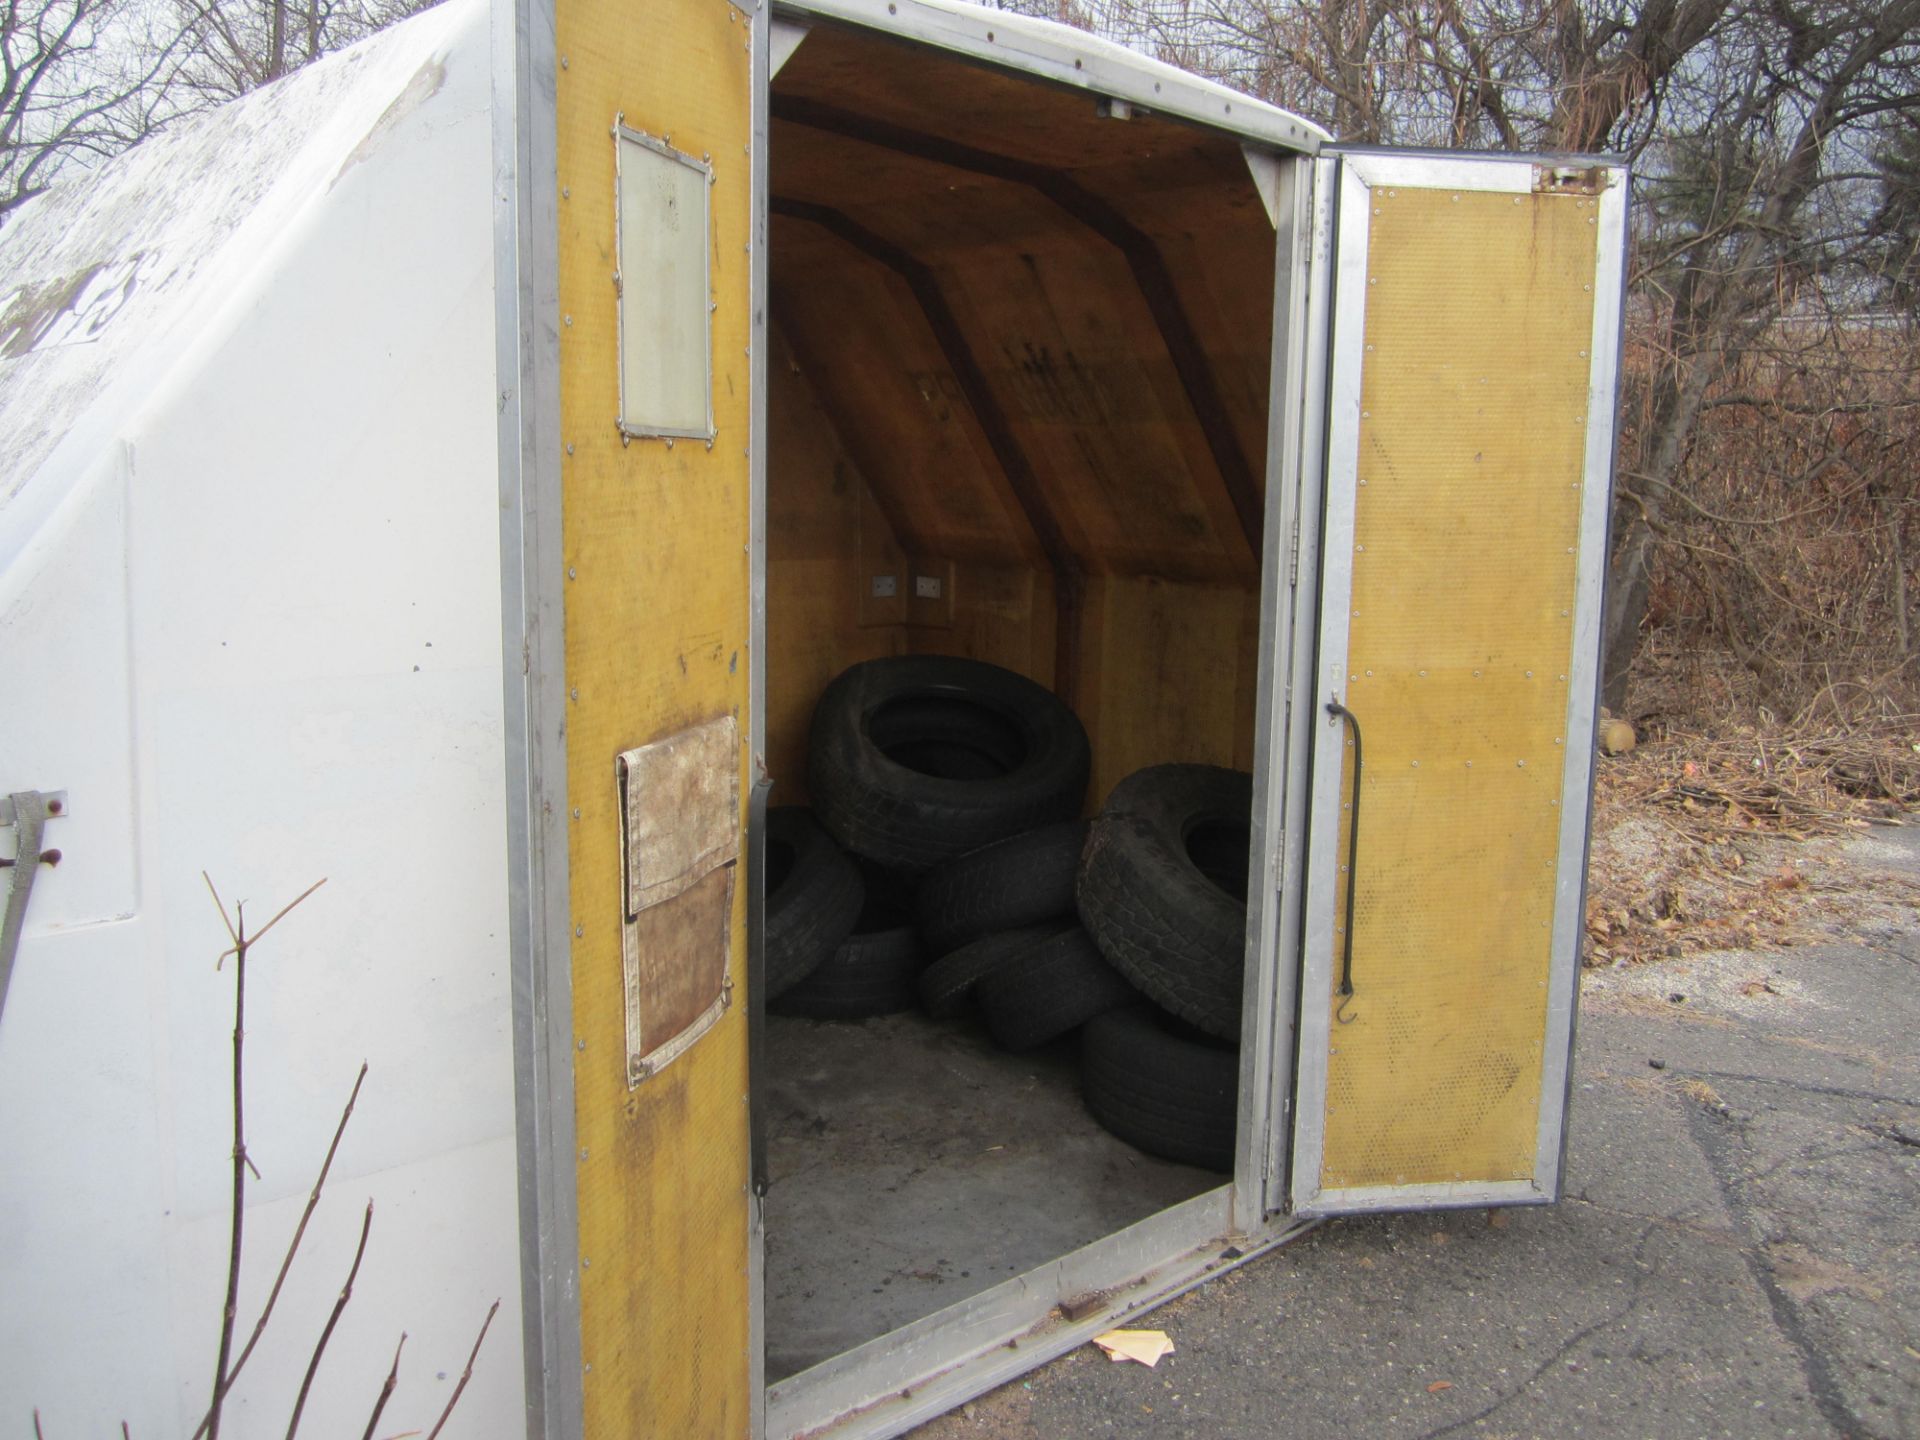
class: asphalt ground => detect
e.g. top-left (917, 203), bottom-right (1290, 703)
top-left (915, 827), bottom-right (1920, 1440)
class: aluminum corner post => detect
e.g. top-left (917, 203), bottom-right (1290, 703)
top-left (493, 0), bottom-right (583, 1430)
top-left (1234, 149), bottom-right (1318, 1226)
top-left (748, 0), bottom-right (773, 1433)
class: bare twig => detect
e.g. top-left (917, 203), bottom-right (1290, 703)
top-left (425, 1299), bottom-right (502, 1440)
top-left (203, 875), bottom-right (327, 1440)
top-left (284, 1200), bottom-right (375, 1440)
top-left (33, 1409), bottom-right (44, 1440)
top-left (207, 895), bottom-right (249, 1440)
top-left (189, 1062), bottom-right (370, 1440)
top-left (360, 1333), bottom-right (408, 1440)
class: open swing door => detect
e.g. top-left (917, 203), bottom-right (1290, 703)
top-left (498, 0), bottom-right (765, 1433)
top-left (1287, 149), bottom-right (1626, 1216)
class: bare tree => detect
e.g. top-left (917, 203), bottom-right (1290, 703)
top-left (1001, 0), bottom-right (1920, 717)
top-left (1, 0), bottom-right (182, 219)
top-left (166, 0), bottom-right (434, 108)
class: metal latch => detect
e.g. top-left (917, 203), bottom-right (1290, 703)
top-left (1, 790), bottom-right (67, 1026)
top-left (1532, 164), bottom-right (1608, 196)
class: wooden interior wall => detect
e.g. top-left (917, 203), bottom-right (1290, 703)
top-left (766, 22), bottom-right (1282, 814)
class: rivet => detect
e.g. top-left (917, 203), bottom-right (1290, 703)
top-left (1526, 670), bottom-right (1533, 678)
top-left (1352, 609), bottom-right (1360, 617)
top-left (1517, 760), bottom-right (1526, 768)
top-left (1473, 669), bottom-right (1481, 677)
top-left (580, 1148), bottom-right (589, 1160)
top-left (565, 442), bottom-right (574, 455)
top-left (1466, 761), bottom-right (1473, 768)
top-left (1361, 410), bottom-right (1371, 419)
top-left (1350, 674), bottom-right (1358, 682)
top-left (1549, 798), bottom-right (1558, 806)
top-left (570, 686), bottom-right (579, 700)
top-left (1365, 669), bottom-right (1373, 677)
top-left (562, 186), bottom-right (570, 198)
top-left (568, 566), bottom-right (577, 579)
top-left (666, 438), bottom-right (675, 449)
top-left (572, 806), bottom-right (581, 818)
top-left (560, 54), bottom-right (568, 67)
top-left (576, 1038), bottom-right (587, 1051)
top-left (1411, 760), bottom-right (1419, 768)
top-left (1356, 544), bottom-right (1365, 552)
top-left (1514, 196), bottom-right (1522, 204)
top-left (1368, 276), bottom-right (1377, 285)
top-left (1451, 194), bottom-right (1460, 202)
top-left (1419, 669), bottom-right (1427, 677)
top-left (564, 314), bottom-right (573, 326)
top-left (1554, 737), bottom-right (1563, 745)
top-left (575, 923), bottom-right (584, 936)
top-left (706, 438), bottom-right (715, 451)
top-left (582, 1257), bottom-right (590, 1268)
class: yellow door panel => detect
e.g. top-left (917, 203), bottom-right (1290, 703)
top-left (1293, 155), bottom-right (1623, 1213)
top-left (554, 0), bottom-right (755, 1430)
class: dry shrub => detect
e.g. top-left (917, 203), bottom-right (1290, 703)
top-left (1625, 312), bottom-right (1920, 741)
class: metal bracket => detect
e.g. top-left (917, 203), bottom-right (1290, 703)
top-left (1, 790), bottom-right (67, 1027)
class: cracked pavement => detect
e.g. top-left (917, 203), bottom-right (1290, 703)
top-left (913, 826), bottom-right (1920, 1439)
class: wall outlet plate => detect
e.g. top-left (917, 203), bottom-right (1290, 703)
top-left (914, 574), bottom-right (943, 600)
top-left (871, 574), bottom-right (898, 598)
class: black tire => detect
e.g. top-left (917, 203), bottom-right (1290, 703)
top-left (807, 656), bottom-right (1091, 875)
top-left (916, 924), bottom-right (1067, 1020)
top-left (976, 928), bottom-right (1138, 1052)
top-left (1077, 764), bottom-right (1253, 1040)
top-left (769, 897), bottom-right (923, 1019)
top-left (765, 807), bottom-right (864, 1000)
top-left (915, 820), bottom-right (1088, 956)
top-left (1081, 1006), bottom-right (1238, 1172)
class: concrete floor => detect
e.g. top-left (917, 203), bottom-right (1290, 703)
top-left (762, 1011), bottom-right (1219, 1380)
top-left (912, 824), bottom-right (1920, 1439)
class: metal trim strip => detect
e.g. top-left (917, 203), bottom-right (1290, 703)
top-left (768, 1189), bottom-right (1315, 1438)
top-left (1301, 1177), bottom-right (1546, 1217)
top-left (771, 0), bottom-right (1325, 153)
top-left (492, 0), bottom-right (583, 1430)
top-left (1234, 151), bottom-right (1314, 1223)
top-left (1289, 154), bottom-right (1370, 1214)
top-left (748, 0), bottom-right (773, 1428)
top-left (1536, 165), bottom-right (1629, 1197)
top-left (1269, 152), bottom-right (1337, 1208)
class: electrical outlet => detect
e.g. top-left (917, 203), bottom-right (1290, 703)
top-left (871, 574), bottom-right (898, 598)
top-left (914, 574), bottom-right (943, 600)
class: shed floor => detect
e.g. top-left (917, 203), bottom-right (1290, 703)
top-left (763, 1010), bottom-right (1220, 1381)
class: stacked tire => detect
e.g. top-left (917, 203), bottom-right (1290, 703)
top-left (764, 654), bottom-right (1256, 1176)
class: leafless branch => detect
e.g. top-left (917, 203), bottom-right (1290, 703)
top-left (284, 1200), bottom-right (374, 1440)
top-left (425, 1299), bottom-right (502, 1440)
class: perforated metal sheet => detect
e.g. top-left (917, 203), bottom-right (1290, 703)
top-left (1311, 176), bottom-right (1601, 1196)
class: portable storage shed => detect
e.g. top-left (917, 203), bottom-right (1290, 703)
top-left (0, 0), bottom-right (1627, 1433)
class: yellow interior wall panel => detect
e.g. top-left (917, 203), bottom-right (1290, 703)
top-left (1082, 576), bottom-right (1258, 807)
top-left (1321, 186), bottom-right (1598, 1190)
top-left (554, 0), bottom-right (754, 1431)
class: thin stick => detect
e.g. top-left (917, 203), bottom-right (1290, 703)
top-left (122, 1425), bottom-right (130, 1440)
top-left (207, 899), bottom-right (250, 1440)
top-left (33, 1409), bottom-right (43, 1440)
top-left (285, 1201), bottom-right (375, 1440)
top-left (360, 1333), bottom-right (408, 1440)
top-left (425, 1299), bottom-right (501, 1440)
top-left (189, 1063), bottom-right (370, 1440)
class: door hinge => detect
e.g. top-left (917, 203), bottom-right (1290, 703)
top-left (1, 790), bottom-right (67, 1027)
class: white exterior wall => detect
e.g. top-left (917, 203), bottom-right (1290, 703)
top-left (0, 3), bottom-right (527, 1433)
